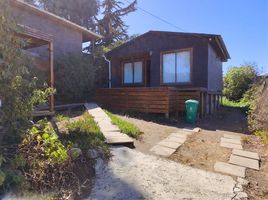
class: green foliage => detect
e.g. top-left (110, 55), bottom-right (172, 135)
top-left (248, 86), bottom-right (268, 134)
top-left (0, 2), bottom-right (53, 136)
top-left (105, 110), bottom-right (141, 138)
top-left (54, 114), bottom-right (70, 122)
top-left (11, 154), bottom-right (26, 169)
top-left (22, 120), bottom-right (68, 164)
top-left (64, 112), bottom-right (108, 152)
top-left (96, 0), bottom-right (137, 46)
top-left (221, 96), bottom-right (249, 109)
top-left (54, 54), bottom-right (96, 103)
top-left (0, 155), bottom-right (5, 187)
top-left (254, 130), bottom-right (268, 145)
top-left (223, 65), bottom-right (257, 101)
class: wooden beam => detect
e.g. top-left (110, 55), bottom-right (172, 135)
top-left (48, 42), bottom-right (54, 112)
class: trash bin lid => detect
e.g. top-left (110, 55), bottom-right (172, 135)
top-left (185, 99), bottom-right (199, 104)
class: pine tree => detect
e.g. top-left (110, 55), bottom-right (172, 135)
top-left (96, 0), bottom-right (137, 46)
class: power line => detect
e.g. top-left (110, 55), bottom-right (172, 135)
top-left (123, 0), bottom-right (187, 32)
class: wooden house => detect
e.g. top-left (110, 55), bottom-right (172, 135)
top-left (9, 0), bottom-right (102, 114)
top-left (96, 31), bottom-right (230, 118)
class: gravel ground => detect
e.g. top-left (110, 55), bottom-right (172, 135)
top-left (88, 147), bottom-right (239, 200)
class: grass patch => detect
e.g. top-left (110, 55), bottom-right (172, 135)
top-left (105, 110), bottom-right (142, 138)
top-left (54, 114), bottom-right (70, 122)
top-left (221, 97), bottom-right (249, 112)
top-left (255, 130), bottom-right (268, 145)
top-left (62, 112), bottom-right (109, 153)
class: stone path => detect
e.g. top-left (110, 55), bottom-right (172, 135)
top-left (149, 128), bottom-right (198, 157)
top-left (215, 133), bottom-right (260, 178)
top-left (88, 147), bottom-right (243, 200)
top-left (84, 103), bottom-right (134, 145)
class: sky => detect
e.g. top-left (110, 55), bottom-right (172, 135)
top-left (122, 0), bottom-right (268, 74)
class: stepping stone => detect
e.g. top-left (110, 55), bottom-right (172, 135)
top-left (220, 141), bottom-right (243, 150)
top-left (169, 132), bottom-right (187, 139)
top-left (232, 149), bottom-right (260, 160)
top-left (105, 137), bottom-right (133, 144)
top-left (224, 134), bottom-right (242, 140)
top-left (150, 145), bottom-right (176, 157)
top-left (214, 162), bottom-right (246, 177)
top-left (158, 140), bottom-right (182, 149)
top-left (229, 154), bottom-right (260, 170)
top-left (221, 137), bottom-right (241, 145)
top-left (166, 136), bottom-right (186, 144)
top-left (193, 127), bottom-right (201, 132)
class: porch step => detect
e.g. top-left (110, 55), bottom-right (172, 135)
top-left (84, 103), bottom-right (134, 146)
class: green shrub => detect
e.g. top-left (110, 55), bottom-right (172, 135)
top-left (248, 87), bottom-right (268, 133)
top-left (54, 54), bottom-right (97, 104)
top-left (0, 1), bottom-right (53, 136)
top-left (105, 111), bottom-right (142, 138)
top-left (64, 112), bottom-right (108, 152)
top-left (223, 65), bottom-right (257, 101)
top-left (254, 130), bottom-right (268, 145)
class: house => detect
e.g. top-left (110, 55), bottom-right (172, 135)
top-left (96, 31), bottom-right (230, 118)
top-left (8, 0), bottom-right (102, 114)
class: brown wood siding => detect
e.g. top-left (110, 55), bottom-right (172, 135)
top-left (108, 32), bottom-right (209, 89)
top-left (95, 87), bottom-right (217, 117)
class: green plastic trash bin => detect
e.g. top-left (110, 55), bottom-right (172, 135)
top-left (185, 99), bottom-right (199, 124)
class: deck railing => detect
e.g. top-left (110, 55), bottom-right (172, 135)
top-left (95, 87), bottom-right (221, 118)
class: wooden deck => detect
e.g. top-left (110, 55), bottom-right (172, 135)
top-left (95, 87), bottom-right (221, 118)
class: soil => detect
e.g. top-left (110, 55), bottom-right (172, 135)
top-left (243, 136), bottom-right (268, 200)
top-left (117, 106), bottom-right (268, 200)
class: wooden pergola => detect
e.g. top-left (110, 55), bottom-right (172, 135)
top-left (16, 24), bottom-right (55, 114)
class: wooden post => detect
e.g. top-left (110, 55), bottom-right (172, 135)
top-left (49, 42), bottom-right (54, 112)
top-left (200, 92), bottom-right (205, 118)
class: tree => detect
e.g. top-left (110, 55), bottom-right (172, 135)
top-left (26, 0), bottom-right (99, 30)
top-left (223, 65), bottom-right (257, 101)
top-left (0, 1), bottom-right (52, 136)
top-left (96, 0), bottom-right (137, 46)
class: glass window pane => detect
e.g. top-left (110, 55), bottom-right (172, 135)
top-left (176, 51), bottom-right (191, 82)
top-left (124, 63), bottom-right (133, 83)
top-left (134, 61), bottom-right (143, 83)
top-left (163, 53), bottom-right (175, 83)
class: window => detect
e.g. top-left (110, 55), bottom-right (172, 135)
top-left (162, 50), bottom-right (191, 84)
top-left (123, 61), bottom-right (143, 84)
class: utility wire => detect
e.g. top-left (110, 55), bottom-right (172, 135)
top-left (123, 0), bottom-right (187, 32)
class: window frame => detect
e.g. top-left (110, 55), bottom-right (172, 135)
top-left (160, 48), bottom-right (193, 85)
top-left (122, 60), bottom-right (145, 86)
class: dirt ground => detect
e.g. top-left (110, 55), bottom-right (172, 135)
top-left (117, 107), bottom-right (268, 200)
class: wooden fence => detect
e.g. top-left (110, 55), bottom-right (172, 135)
top-left (95, 87), bottom-right (221, 118)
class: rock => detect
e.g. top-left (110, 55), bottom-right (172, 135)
top-left (234, 187), bottom-right (242, 193)
top-left (237, 177), bottom-right (249, 186)
top-left (70, 148), bottom-right (82, 158)
top-left (193, 127), bottom-right (201, 132)
top-left (235, 192), bottom-right (248, 199)
top-left (87, 149), bottom-right (99, 159)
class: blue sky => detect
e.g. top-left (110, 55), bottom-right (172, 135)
top-left (122, 0), bottom-right (268, 74)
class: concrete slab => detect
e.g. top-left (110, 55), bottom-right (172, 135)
top-left (221, 137), bottom-right (241, 145)
top-left (150, 145), bottom-right (176, 157)
top-left (229, 154), bottom-right (260, 170)
top-left (158, 140), bottom-right (182, 149)
top-left (85, 103), bottom-right (134, 145)
top-left (169, 132), bottom-right (187, 139)
top-left (224, 134), bottom-right (242, 140)
top-left (166, 136), bottom-right (186, 144)
top-left (214, 161), bottom-right (246, 177)
top-left (232, 149), bottom-right (260, 160)
top-left (220, 141), bottom-right (243, 150)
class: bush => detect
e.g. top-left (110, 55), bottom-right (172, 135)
top-left (64, 112), bottom-right (108, 152)
top-left (0, 1), bottom-right (53, 136)
top-left (54, 54), bottom-right (97, 104)
top-left (248, 87), bottom-right (268, 133)
top-left (223, 65), bottom-right (257, 101)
